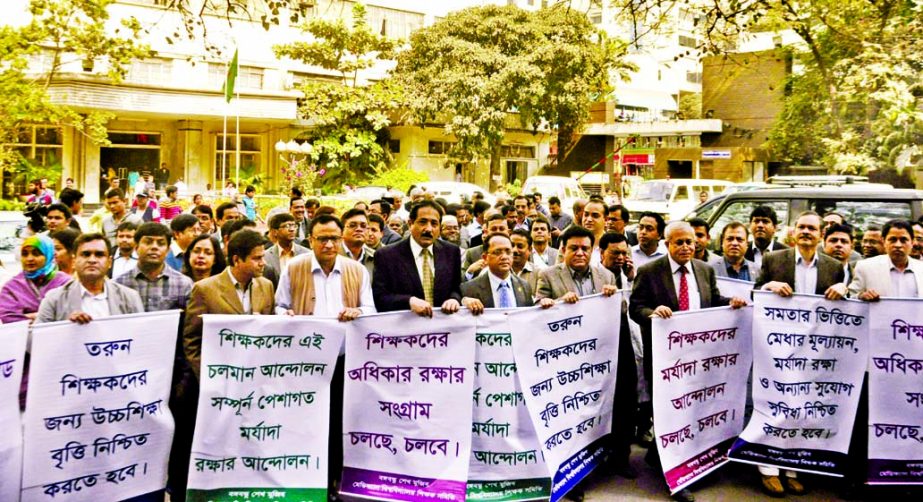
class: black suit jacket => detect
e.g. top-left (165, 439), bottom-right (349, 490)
top-left (460, 272), bottom-right (534, 308)
top-left (372, 238), bottom-right (463, 312)
top-left (753, 247), bottom-right (845, 294)
top-left (745, 240), bottom-right (789, 262)
top-left (381, 226), bottom-right (403, 245)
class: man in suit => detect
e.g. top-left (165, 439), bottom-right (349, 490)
top-left (598, 231), bottom-right (640, 480)
top-left (529, 216), bottom-right (557, 269)
top-left (606, 204), bottom-right (638, 246)
top-left (752, 211), bottom-right (845, 496)
top-left (745, 205), bottom-right (789, 269)
top-left (263, 213), bottom-right (311, 288)
top-left (632, 211), bottom-right (668, 269)
top-left (460, 233), bottom-right (535, 312)
top-left (184, 229), bottom-right (275, 379)
top-left (463, 212), bottom-right (509, 280)
top-left (707, 221), bottom-right (760, 281)
top-left (629, 221), bottom-right (747, 502)
top-left (372, 200), bottom-right (463, 316)
top-left (340, 208), bottom-right (376, 279)
top-left (370, 199), bottom-right (402, 245)
top-left (38, 232), bottom-right (144, 323)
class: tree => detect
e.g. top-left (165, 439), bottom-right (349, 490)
top-left (694, 0), bottom-right (923, 173)
top-left (274, 2), bottom-right (404, 192)
top-left (396, 4), bottom-right (625, 191)
top-left (0, 0), bottom-right (151, 171)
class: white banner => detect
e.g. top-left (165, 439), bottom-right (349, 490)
top-left (729, 292), bottom-right (868, 476)
top-left (22, 311), bottom-right (180, 501)
top-left (652, 306), bottom-right (753, 493)
top-left (0, 321), bottom-right (29, 501)
top-left (716, 277), bottom-right (754, 299)
top-left (867, 299), bottom-right (923, 484)
top-left (468, 309), bottom-right (550, 501)
top-left (187, 315), bottom-right (345, 500)
top-left (341, 311), bottom-right (477, 502)
top-left (510, 294), bottom-right (620, 502)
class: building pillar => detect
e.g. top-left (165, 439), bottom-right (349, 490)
top-left (178, 120), bottom-right (206, 192)
top-left (84, 136), bottom-right (101, 204)
top-left (604, 136), bottom-right (616, 194)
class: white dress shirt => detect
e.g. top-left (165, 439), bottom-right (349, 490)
top-left (631, 242), bottom-right (667, 269)
top-left (794, 248), bottom-right (818, 295)
top-left (111, 252), bottom-right (138, 279)
top-left (80, 284), bottom-right (111, 319)
top-left (751, 240), bottom-right (779, 271)
top-left (226, 268), bottom-right (252, 314)
top-left (409, 237), bottom-right (433, 285)
top-left (274, 255), bottom-right (376, 316)
top-left (487, 271), bottom-right (517, 308)
top-left (668, 255), bottom-right (701, 310)
top-left (889, 262), bottom-right (919, 298)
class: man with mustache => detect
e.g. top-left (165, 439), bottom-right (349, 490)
top-left (372, 200), bottom-right (463, 316)
top-left (745, 205), bottom-right (788, 269)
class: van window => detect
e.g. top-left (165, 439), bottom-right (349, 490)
top-left (809, 200), bottom-right (911, 232)
top-left (709, 200), bottom-right (789, 248)
top-left (675, 186), bottom-right (689, 201)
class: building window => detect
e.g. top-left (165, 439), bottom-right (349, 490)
top-left (686, 71), bottom-right (702, 84)
top-left (364, 4), bottom-right (424, 39)
top-left (209, 63), bottom-right (264, 92)
top-left (388, 139), bottom-right (400, 153)
top-left (679, 35), bottom-right (698, 49)
top-left (129, 59), bottom-right (170, 85)
top-left (4, 125), bottom-right (63, 196)
top-left (500, 145), bottom-right (536, 158)
top-left (589, 11), bottom-right (603, 24)
top-left (428, 141), bottom-right (455, 155)
top-left (215, 134), bottom-right (262, 184)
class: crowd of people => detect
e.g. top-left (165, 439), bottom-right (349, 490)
top-left (2, 181), bottom-right (923, 502)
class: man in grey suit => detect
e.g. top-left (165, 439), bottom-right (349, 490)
top-left (752, 211), bottom-right (845, 497)
top-left (460, 233), bottom-right (536, 312)
top-left (463, 212), bottom-right (509, 280)
top-left (38, 232), bottom-right (144, 323)
top-left (707, 221), bottom-right (760, 281)
top-left (263, 213), bottom-right (311, 288)
top-left (535, 225), bottom-right (619, 302)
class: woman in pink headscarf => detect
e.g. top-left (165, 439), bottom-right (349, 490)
top-left (0, 235), bottom-right (72, 323)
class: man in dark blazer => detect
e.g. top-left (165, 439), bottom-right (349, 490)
top-left (460, 233), bottom-right (534, 311)
top-left (372, 200), bottom-right (463, 316)
top-left (751, 211), bottom-right (845, 497)
top-left (462, 212), bottom-right (509, 279)
top-left (630, 221), bottom-right (747, 502)
top-left (745, 205), bottom-right (789, 268)
top-left (263, 213), bottom-right (311, 288)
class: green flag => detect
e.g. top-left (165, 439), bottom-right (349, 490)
top-left (224, 48), bottom-right (238, 102)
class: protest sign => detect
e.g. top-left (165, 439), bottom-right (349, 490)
top-left (729, 292), bottom-right (867, 475)
top-left (716, 277), bottom-right (754, 300)
top-left (341, 311), bottom-right (477, 502)
top-left (867, 299), bottom-right (923, 484)
top-left (0, 321), bottom-right (28, 501)
top-left (510, 294), bottom-right (620, 502)
top-left (652, 306), bottom-right (752, 493)
top-left (22, 311), bottom-right (179, 501)
top-left (467, 309), bottom-right (550, 502)
top-left (187, 315), bottom-right (345, 501)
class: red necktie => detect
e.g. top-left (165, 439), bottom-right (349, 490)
top-left (678, 265), bottom-right (689, 311)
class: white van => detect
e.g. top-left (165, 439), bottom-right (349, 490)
top-left (520, 176), bottom-right (587, 215)
top-left (624, 178), bottom-right (734, 221)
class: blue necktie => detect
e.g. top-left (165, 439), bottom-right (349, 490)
top-left (498, 281), bottom-right (514, 308)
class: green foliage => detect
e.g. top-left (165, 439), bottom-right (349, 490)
top-left (367, 165), bottom-right (429, 194)
top-left (274, 3), bottom-right (405, 193)
top-left (396, 4), bottom-right (625, 190)
top-left (0, 0), bottom-right (152, 170)
top-left (678, 93), bottom-right (702, 120)
top-left (0, 199), bottom-right (26, 211)
top-left (501, 179), bottom-right (522, 197)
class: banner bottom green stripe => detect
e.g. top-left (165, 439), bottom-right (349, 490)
top-left (466, 477), bottom-right (552, 502)
top-left (186, 487), bottom-right (327, 502)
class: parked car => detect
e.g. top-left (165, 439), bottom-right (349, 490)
top-left (0, 211), bottom-right (28, 277)
top-left (685, 187), bottom-right (923, 250)
top-left (343, 186), bottom-right (405, 201)
top-left (422, 181), bottom-right (496, 206)
top-left (624, 178), bottom-right (734, 222)
top-left (520, 176), bottom-right (587, 215)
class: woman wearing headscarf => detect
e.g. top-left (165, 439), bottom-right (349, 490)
top-left (0, 235), bottom-right (72, 324)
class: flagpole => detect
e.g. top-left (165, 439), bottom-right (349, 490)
top-left (222, 63), bottom-right (228, 194)
top-left (235, 85), bottom-right (240, 191)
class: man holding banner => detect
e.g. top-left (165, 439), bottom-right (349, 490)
top-left (460, 233), bottom-right (536, 311)
top-left (752, 210), bottom-right (846, 496)
top-left (707, 221), bottom-right (759, 281)
top-left (630, 221), bottom-right (746, 502)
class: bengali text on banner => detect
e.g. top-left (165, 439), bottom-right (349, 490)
top-left (21, 311), bottom-right (180, 501)
top-left (0, 321), bottom-right (29, 501)
top-left (509, 294), bottom-right (620, 502)
top-left (341, 310), bottom-right (477, 502)
top-left (652, 306), bottom-right (753, 493)
top-left (186, 314), bottom-right (345, 501)
top-left (729, 292), bottom-right (867, 476)
top-left (468, 309), bottom-right (550, 502)
top-left (867, 299), bottom-right (923, 484)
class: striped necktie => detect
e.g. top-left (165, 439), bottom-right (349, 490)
top-left (422, 248), bottom-right (434, 305)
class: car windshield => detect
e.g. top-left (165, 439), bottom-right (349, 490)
top-left (634, 181), bottom-right (674, 201)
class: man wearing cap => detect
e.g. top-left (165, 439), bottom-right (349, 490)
top-left (133, 191), bottom-right (162, 223)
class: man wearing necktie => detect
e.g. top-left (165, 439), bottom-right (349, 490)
top-left (629, 221), bottom-right (747, 502)
top-left (460, 233), bottom-right (538, 313)
top-left (372, 200), bottom-right (463, 316)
